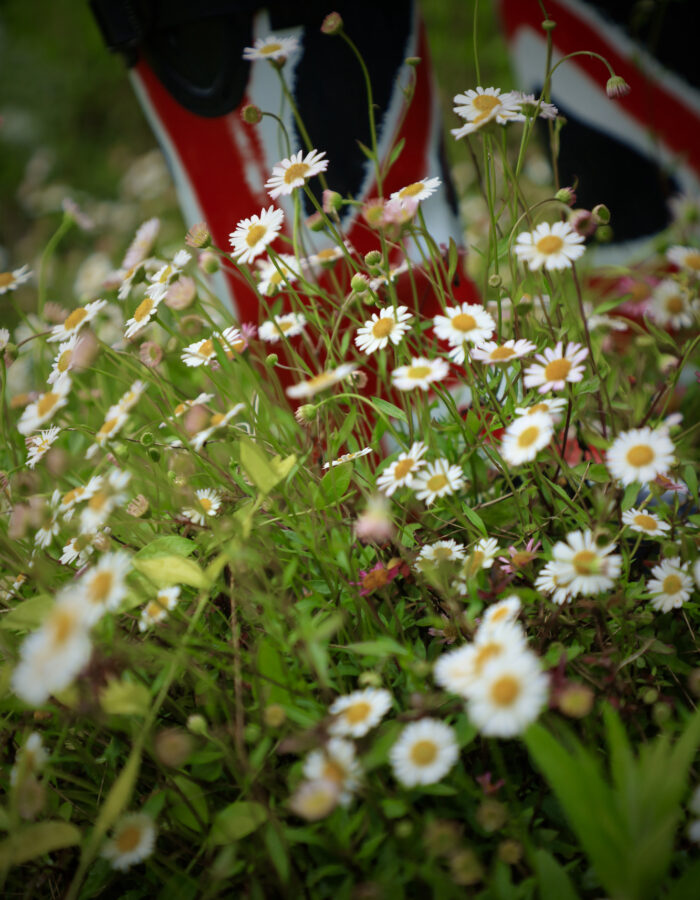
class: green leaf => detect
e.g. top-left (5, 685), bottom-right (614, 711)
top-left (256, 639), bottom-right (290, 705)
top-left (355, 140), bottom-right (374, 160)
top-left (100, 678), bottom-right (151, 717)
top-left (135, 536), bottom-right (196, 560)
top-left (0, 821), bottom-right (81, 868)
top-left (239, 438), bottom-right (295, 495)
top-left (319, 465), bottom-right (352, 504)
top-left (0, 595), bottom-right (52, 631)
top-left (133, 555), bottom-right (209, 590)
top-left (447, 237), bottom-right (459, 285)
top-left (462, 504), bottom-right (487, 536)
top-left (533, 849), bottom-right (581, 900)
top-left (621, 482), bottom-right (639, 511)
top-left (370, 397), bottom-right (408, 424)
top-left (264, 824), bottom-right (290, 884)
top-left (169, 776), bottom-right (209, 832)
top-left (385, 137), bottom-right (405, 174)
top-left (684, 463), bottom-right (698, 502)
top-left (209, 801), bottom-right (267, 845)
top-left (344, 638), bottom-right (410, 658)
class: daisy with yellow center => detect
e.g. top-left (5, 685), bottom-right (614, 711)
top-left (286, 363), bottom-right (357, 399)
top-left (523, 342), bottom-right (588, 393)
top-left (547, 530), bottom-right (621, 599)
top-left (376, 442), bottom-right (428, 496)
top-left (229, 206), bottom-right (285, 264)
top-left (191, 403), bottom-right (245, 451)
top-left (434, 622), bottom-right (527, 699)
top-left (417, 539), bottom-right (467, 568)
top-left (500, 411), bottom-right (554, 466)
top-left (85, 410), bottom-right (129, 459)
top-left (391, 356), bottom-right (449, 391)
top-left (259, 312), bottom-right (306, 343)
top-left (256, 253), bottom-right (301, 296)
top-left (242, 34), bottom-right (299, 61)
top-left (302, 738), bottom-right (361, 807)
top-left (514, 398), bottom-right (567, 423)
top-left (0, 264), bottom-right (32, 294)
top-left (462, 537), bottom-right (500, 576)
top-left (17, 373), bottom-right (72, 436)
top-left (266, 149), bottom-right (328, 200)
top-left (412, 458), bottom-right (465, 506)
top-left (480, 596), bottom-right (522, 633)
top-left (515, 221), bottom-right (585, 271)
top-left (647, 558), bottom-right (694, 612)
top-left (182, 488), bottom-right (222, 525)
top-left (124, 290), bottom-right (163, 340)
top-left (26, 425), bottom-right (60, 469)
top-left (76, 550), bottom-right (131, 625)
top-left (621, 507), bottom-right (671, 536)
top-left (102, 812), bottom-right (157, 871)
top-left (433, 303), bottom-right (495, 353)
top-left (390, 718), bottom-right (459, 787)
top-left (109, 380), bottom-right (147, 417)
top-left (390, 176), bottom-right (442, 204)
top-left (48, 298), bottom-right (107, 343)
top-left (289, 779), bottom-right (340, 821)
top-left (323, 447), bottom-right (372, 469)
top-left (451, 87), bottom-right (524, 138)
top-left (667, 245), bottom-right (700, 276)
top-left (466, 649), bottom-right (549, 737)
top-left (328, 687), bottom-right (392, 738)
top-left (181, 327), bottom-right (247, 367)
top-left (649, 279), bottom-right (698, 329)
top-left (139, 586), bottom-right (180, 631)
top-left (47, 333), bottom-right (79, 385)
top-left (355, 305), bottom-right (412, 354)
top-left (303, 243), bottom-right (351, 271)
top-left (471, 338), bottom-right (536, 365)
top-left (79, 469), bottom-right (130, 532)
top-left (606, 426), bottom-right (675, 485)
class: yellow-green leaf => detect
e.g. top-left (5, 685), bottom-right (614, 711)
top-left (100, 679), bottom-right (151, 717)
top-left (0, 821), bottom-right (81, 868)
top-left (0, 595), bottom-right (53, 631)
top-left (133, 555), bottom-right (209, 590)
top-left (209, 801), bottom-right (267, 845)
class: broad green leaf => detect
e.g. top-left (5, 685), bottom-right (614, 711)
top-left (0, 821), bottom-right (81, 868)
top-left (0, 595), bottom-right (53, 631)
top-left (621, 482), bottom-right (639, 511)
top-left (135, 536), bottom-right (196, 559)
top-left (239, 437), bottom-right (294, 494)
top-left (133, 555), bottom-right (209, 590)
top-left (385, 137), bottom-right (405, 174)
top-left (100, 678), bottom-right (150, 717)
top-left (533, 849), bottom-right (581, 900)
top-left (370, 397), bottom-right (408, 424)
top-left (264, 824), bottom-right (290, 884)
top-left (344, 638), bottom-right (410, 658)
top-left (462, 504), bottom-right (487, 536)
top-left (169, 776), bottom-right (209, 832)
top-left (256, 639), bottom-right (290, 705)
top-left (209, 801), bottom-right (267, 845)
top-left (319, 464), bottom-right (352, 504)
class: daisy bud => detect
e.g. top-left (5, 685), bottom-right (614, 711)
top-left (321, 12), bottom-right (343, 35)
top-left (154, 728), bottom-right (193, 767)
top-left (17, 775), bottom-right (46, 821)
top-left (241, 104), bottom-right (262, 125)
top-left (322, 189), bottom-right (343, 214)
top-left (541, 18), bottom-right (556, 31)
top-left (351, 370), bottom-right (369, 390)
top-left (653, 702), bottom-right (671, 725)
top-left (395, 819), bottom-right (413, 838)
top-left (606, 75), bottom-right (631, 98)
top-left (362, 198), bottom-right (386, 229)
top-left (556, 683), bottom-right (594, 718)
top-left (184, 405), bottom-right (209, 435)
top-left (263, 704), bottom-right (286, 727)
top-left (139, 340), bottom-right (163, 368)
top-left (305, 211), bottom-right (325, 232)
top-left (498, 839), bottom-right (523, 865)
top-left (642, 688), bottom-right (658, 705)
top-left (488, 273), bottom-right (502, 288)
top-left (592, 203), bottom-right (611, 224)
top-left (265, 353), bottom-right (278, 367)
top-left (187, 714), bottom-right (208, 735)
top-left (140, 432), bottom-right (155, 447)
top-left (294, 404), bottom-right (317, 425)
top-left (148, 448), bottom-right (161, 462)
top-left (198, 251), bottom-right (220, 274)
top-left (569, 208), bottom-right (597, 237)
top-left (351, 273), bottom-right (370, 293)
top-left (44, 302), bottom-right (69, 324)
top-left (555, 186), bottom-right (577, 206)
top-left (596, 225), bottom-right (613, 242)
top-left (475, 798), bottom-right (508, 832)
top-left (185, 222), bottom-right (211, 249)
top-left (358, 671), bottom-right (382, 688)
top-left (364, 250), bottom-right (382, 267)
top-left (165, 275), bottom-right (196, 311)
top-left (180, 315), bottom-right (205, 337)
top-left (423, 820), bottom-right (462, 856)
top-left (449, 848), bottom-right (484, 886)
top-left (127, 494), bottom-right (150, 518)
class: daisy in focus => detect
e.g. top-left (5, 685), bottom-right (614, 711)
top-left (242, 35), bottom-right (299, 61)
top-left (182, 489), bottom-right (222, 525)
top-left (471, 339), bottom-right (536, 365)
top-left (417, 539), bottom-right (467, 567)
top-left (191, 404), bottom-right (245, 451)
top-left (606, 426), bottom-right (675, 485)
top-left (102, 812), bottom-right (157, 871)
top-left (389, 718), bottom-right (459, 787)
top-left (355, 306), bottom-right (412, 354)
top-left (391, 357), bottom-right (449, 391)
top-left (621, 507), bottom-right (671, 537)
top-left (229, 206), bottom-right (284, 264)
top-left (48, 299), bottom-right (107, 343)
top-left (647, 558), bottom-right (694, 612)
top-left (514, 221), bottom-right (585, 271)
top-left (256, 254), bottom-right (302, 296)
top-left (648, 279), bottom-right (699, 329)
top-left (328, 687), bottom-right (392, 738)
top-left (390, 177), bottom-right (441, 204)
top-left (376, 442), bottom-right (428, 496)
top-left (286, 363), bottom-right (357, 399)
top-left (266, 149), bottom-right (328, 199)
top-left (451, 87), bottom-right (524, 138)
top-left (500, 411), bottom-right (554, 465)
top-left (26, 426), bottom-right (60, 469)
top-left (259, 312), bottom-right (306, 342)
top-left (433, 303), bottom-right (495, 349)
top-left (411, 458), bottom-right (465, 506)
top-left (523, 342), bottom-right (588, 393)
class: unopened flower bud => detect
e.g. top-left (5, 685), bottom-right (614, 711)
top-left (450, 848), bottom-right (484, 886)
top-left (322, 190), bottom-right (343, 214)
top-left (475, 798), bottom-right (508, 832)
top-left (498, 839), bottom-right (523, 865)
top-left (321, 12), bottom-right (343, 35)
top-left (395, 819), bottom-right (413, 838)
top-left (364, 250), bottom-right (382, 267)
top-left (358, 671), bottom-right (382, 688)
top-left (606, 75), bottom-right (631, 98)
top-left (595, 224), bottom-right (613, 243)
top-left (488, 273), bottom-right (502, 288)
top-left (265, 353), bottom-right (278, 367)
top-left (653, 701), bottom-right (672, 725)
top-left (241, 104), bottom-right (263, 125)
top-left (592, 203), bottom-right (611, 224)
top-left (185, 222), bottom-right (211, 249)
top-left (154, 728), bottom-right (194, 767)
top-left (557, 683), bottom-right (594, 718)
top-left (423, 819), bottom-right (462, 856)
top-left (148, 448), bottom-right (161, 462)
top-left (305, 211), bottom-right (325, 232)
top-left (187, 714), bottom-right (208, 735)
top-left (140, 431), bottom-right (155, 447)
top-left (642, 687), bottom-right (659, 705)
top-left (127, 494), bottom-right (149, 518)
top-left (555, 186), bottom-right (577, 206)
top-left (351, 273), bottom-right (370, 293)
top-left (294, 404), bottom-right (317, 425)
top-left (541, 18), bottom-right (557, 31)
top-left (264, 704), bottom-right (286, 728)
top-left (199, 251), bottom-right (220, 274)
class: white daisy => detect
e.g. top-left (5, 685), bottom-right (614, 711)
top-left (549, 530), bottom-right (621, 598)
top-left (480, 596), bottom-right (522, 632)
top-left (647, 558), bottom-right (694, 612)
top-left (109, 380), bottom-right (147, 417)
top-left (0, 264), bottom-right (32, 294)
top-left (48, 299), bottom-right (107, 342)
top-left (17, 374), bottom-right (72, 435)
top-left (0, 327), bottom-right (9, 350)
top-left (648, 279), bottom-right (698, 329)
top-left (266, 149), bottom-right (328, 200)
top-left (259, 312), bottom-right (306, 342)
top-left (182, 488), bottom-right (222, 525)
top-left (47, 333), bottom-right (79, 385)
top-left (355, 306), bottom-right (412, 354)
top-left (606, 426), bottom-right (675, 485)
top-left (229, 206), bottom-right (285, 264)
top-left (523, 342), bottom-right (589, 393)
top-left (242, 34), bottom-right (299, 61)
top-left (60, 534), bottom-right (96, 567)
top-left (513, 92), bottom-right (559, 119)
top-left (323, 447), bottom-right (372, 469)
top-left (289, 779), bottom-right (340, 821)
top-left (417, 539), bottom-right (467, 567)
top-left (433, 303), bottom-right (495, 348)
top-left (303, 244), bottom-right (350, 271)
top-left (390, 177), bottom-right (442, 203)
top-left (369, 260), bottom-right (410, 292)
top-left (392, 356), bottom-right (449, 391)
top-left (159, 393), bottom-right (214, 428)
top-left (667, 245), bottom-right (700, 276)
top-left (124, 292), bottom-right (163, 340)
top-left (35, 497), bottom-right (61, 549)
top-left (58, 476), bottom-right (103, 519)
top-left (515, 222), bottom-right (585, 271)
top-left (390, 718), bottom-right (459, 787)
top-left (122, 218), bottom-right (160, 270)
top-left (191, 404), bottom-right (245, 451)
top-left (462, 537), bottom-right (501, 576)
top-left (181, 327), bottom-right (247, 367)
top-left (328, 687), bottom-right (392, 738)
top-left (434, 622), bottom-right (527, 699)
top-left (302, 738), bottom-right (361, 807)
top-left (466, 650), bottom-right (549, 737)
top-left (255, 253), bottom-right (301, 296)
top-left (86, 409), bottom-right (129, 459)
top-left (139, 586), bottom-right (180, 631)
top-left (102, 812), bottom-right (157, 871)
top-left (76, 550), bottom-right (131, 625)
top-left (286, 363), bottom-right (357, 399)
top-left (451, 87), bottom-right (524, 138)
top-left (621, 508), bottom-right (671, 537)
top-left (79, 470), bottom-right (131, 532)
top-left (376, 442), bottom-right (428, 496)
top-left (471, 339), bottom-right (536, 365)
top-left (535, 560), bottom-right (576, 605)
top-left (26, 426), bottom-right (60, 469)
top-left (500, 411), bottom-right (554, 465)
top-left (412, 459), bottom-right (465, 506)
top-left (514, 398), bottom-right (567, 423)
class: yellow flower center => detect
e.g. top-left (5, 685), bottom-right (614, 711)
top-left (50, 607), bottom-right (77, 647)
top-left (543, 358), bottom-right (572, 382)
top-left (343, 701), bottom-right (371, 724)
top-left (198, 340), bottom-right (215, 358)
top-left (633, 513), bottom-right (657, 531)
top-left (0, 272), bottom-right (15, 288)
top-left (432, 546), bottom-right (454, 561)
top-left (490, 606), bottom-right (509, 622)
top-left (174, 403), bottom-right (186, 416)
top-left (62, 487), bottom-right (82, 507)
top-left (517, 426), bottom-right (540, 448)
top-left (57, 349), bottom-right (72, 372)
top-left (662, 574), bottom-right (682, 594)
top-left (626, 444), bottom-right (654, 467)
top-left (98, 417), bottom-right (119, 438)
top-left (115, 825), bottom-right (142, 853)
top-left (393, 458), bottom-right (415, 480)
top-left (245, 224), bottom-right (267, 247)
top-left (490, 674), bottom-right (520, 706)
top-left (88, 491), bottom-right (108, 511)
top-left (572, 549), bottom-right (598, 575)
top-left (474, 642), bottom-right (501, 674)
top-left (63, 308), bottom-right (88, 331)
top-left (37, 392), bottom-right (60, 417)
top-left (260, 42), bottom-right (282, 55)
top-left (684, 251), bottom-right (700, 270)
top-left (145, 600), bottom-right (164, 619)
top-left (410, 739), bottom-right (438, 766)
top-left (535, 235), bottom-right (564, 255)
top-left (89, 571), bottom-right (113, 603)
top-left (322, 760), bottom-right (346, 784)
top-left (665, 295), bottom-right (684, 314)
top-left (317, 248), bottom-right (338, 260)
top-left (284, 162), bottom-right (310, 184)
top-left (133, 297), bottom-right (154, 323)
top-left (362, 568), bottom-right (389, 591)
top-left (490, 345), bottom-right (516, 361)
top-left (529, 403), bottom-right (549, 415)
top-left (199, 497), bottom-right (213, 513)
top-left (406, 365), bottom-right (432, 380)
top-left (210, 413), bottom-right (226, 426)
top-left (305, 373), bottom-right (334, 391)
top-left (372, 317), bottom-right (395, 338)
top-left (451, 313), bottom-right (477, 332)
top-left (473, 94), bottom-right (501, 123)
top-left (277, 320), bottom-right (293, 332)
top-left (426, 473), bottom-right (448, 492)
top-left (398, 181), bottom-right (425, 198)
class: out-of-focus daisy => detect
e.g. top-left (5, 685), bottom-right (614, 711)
top-left (255, 253), bottom-right (301, 296)
top-left (259, 312), bottom-right (306, 342)
top-left (355, 306), bottom-right (412, 354)
top-left (139, 586), bottom-right (180, 631)
top-left (376, 442), bottom-right (428, 496)
top-left (647, 558), bottom-right (694, 612)
top-left (289, 779), bottom-right (340, 821)
top-left (26, 426), bottom-right (60, 469)
top-left (513, 92), bottom-right (558, 119)
top-left (182, 488), bottom-right (222, 525)
top-left (181, 327), bottom-right (247, 367)
top-left (35, 495), bottom-right (61, 549)
top-left (471, 339), bottom-right (536, 365)
top-left (515, 221), bottom-right (585, 271)
top-left (549, 530), bottom-right (621, 598)
top-left (433, 303), bottom-right (495, 348)
top-left (79, 470), bottom-right (130, 533)
top-left (412, 458), bottom-right (465, 506)
top-left (302, 738), bottom-right (361, 807)
top-left (452, 87), bottom-right (524, 138)
top-left (480, 596), bottom-right (521, 632)
top-left (191, 404), bottom-right (245, 451)
top-left (48, 299), bottom-right (107, 342)
top-left (47, 333), bottom-right (79, 385)
top-left (102, 812), bottom-right (157, 871)
top-left (328, 687), bottom-right (392, 738)
top-left (60, 534), bottom-right (96, 567)
top-left (390, 177), bottom-right (442, 204)
top-left (86, 409), bottom-right (129, 459)
top-left (11, 592), bottom-right (93, 706)
top-left (462, 537), bottom-right (500, 576)
top-left (229, 206), bottom-right (284, 264)
top-left (0, 264), bottom-right (32, 294)
top-left (0, 327), bottom-right (9, 350)
top-left (323, 447), bottom-right (372, 469)
top-left (159, 393), bottom-right (214, 429)
top-left (110, 380), bottom-right (147, 417)
top-left (417, 539), bottom-right (467, 567)
top-left (514, 398), bottom-right (567, 423)
top-left (434, 623), bottom-right (527, 699)
top-left (11, 732), bottom-right (47, 785)
top-left (498, 539), bottom-right (541, 574)
top-left (606, 426), bottom-right (675, 485)
top-left (500, 411), bottom-right (554, 465)
top-left (76, 551), bottom-right (131, 625)
top-left (466, 650), bottom-right (549, 737)
top-left (122, 218), bottom-right (160, 270)
top-left (286, 363), bottom-right (356, 399)
top-left (266, 149), bottom-right (328, 199)
top-left (649, 279), bottom-right (698, 329)
top-left (392, 356), bottom-right (448, 391)
top-left (390, 718), bottom-right (459, 787)
top-left (523, 342), bottom-right (588, 393)
top-left (17, 374), bottom-right (71, 435)
top-left (535, 560), bottom-right (575, 605)
top-left (667, 245), bottom-right (700, 276)
top-left (303, 244), bottom-right (350, 271)
top-left (369, 260), bottom-right (410, 292)
top-left (243, 34), bottom-right (299, 61)
top-left (621, 508), bottom-right (671, 537)
top-left (58, 475), bottom-right (103, 519)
